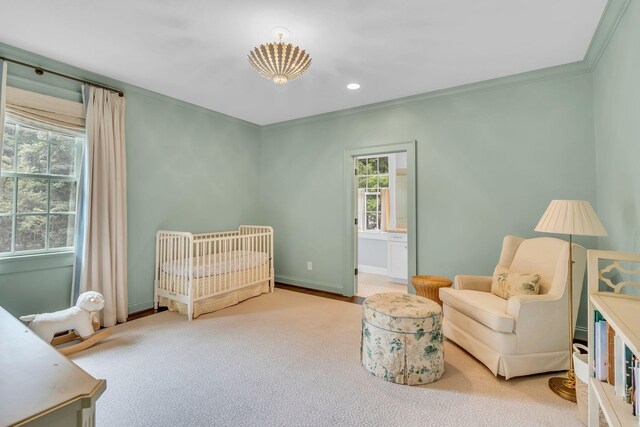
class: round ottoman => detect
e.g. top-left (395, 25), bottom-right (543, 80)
top-left (361, 293), bottom-right (444, 385)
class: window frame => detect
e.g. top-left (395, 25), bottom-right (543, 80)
top-left (356, 155), bottom-right (389, 232)
top-left (1, 115), bottom-right (84, 257)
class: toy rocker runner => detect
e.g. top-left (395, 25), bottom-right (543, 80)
top-left (19, 291), bottom-right (111, 356)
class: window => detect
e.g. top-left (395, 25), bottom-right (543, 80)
top-left (357, 156), bottom-right (389, 231)
top-left (0, 116), bottom-right (83, 255)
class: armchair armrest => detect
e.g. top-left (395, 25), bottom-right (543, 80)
top-left (506, 294), bottom-right (566, 353)
top-left (453, 275), bottom-right (492, 292)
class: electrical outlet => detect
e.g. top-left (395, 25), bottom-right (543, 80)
top-left (307, 261), bottom-right (313, 271)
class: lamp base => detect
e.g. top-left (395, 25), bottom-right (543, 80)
top-left (548, 376), bottom-right (577, 402)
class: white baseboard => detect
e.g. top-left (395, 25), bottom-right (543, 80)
top-left (128, 300), bottom-right (154, 315)
top-left (574, 325), bottom-right (588, 341)
top-left (358, 265), bottom-right (388, 276)
top-left (275, 275), bottom-right (345, 295)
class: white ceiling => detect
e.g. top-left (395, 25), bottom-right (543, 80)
top-left (0, 0), bottom-right (607, 125)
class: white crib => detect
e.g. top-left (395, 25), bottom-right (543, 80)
top-left (154, 225), bottom-right (274, 320)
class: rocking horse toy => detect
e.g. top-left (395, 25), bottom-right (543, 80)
top-left (19, 291), bottom-right (111, 356)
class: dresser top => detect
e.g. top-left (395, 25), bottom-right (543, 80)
top-left (0, 306), bottom-right (105, 426)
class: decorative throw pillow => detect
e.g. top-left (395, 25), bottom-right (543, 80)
top-left (490, 265), bottom-right (541, 300)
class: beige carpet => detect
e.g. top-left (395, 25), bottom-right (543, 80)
top-left (71, 289), bottom-right (581, 426)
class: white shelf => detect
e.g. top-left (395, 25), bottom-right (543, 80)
top-left (590, 378), bottom-right (636, 427)
top-left (591, 293), bottom-right (640, 356)
top-left (587, 250), bottom-right (640, 427)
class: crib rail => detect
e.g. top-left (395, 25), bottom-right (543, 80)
top-left (155, 225), bottom-right (274, 320)
top-left (155, 231), bottom-right (193, 298)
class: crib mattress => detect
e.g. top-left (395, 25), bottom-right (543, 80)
top-left (160, 262), bottom-right (270, 298)
top-left (161, 250), bottom-right (269, 278)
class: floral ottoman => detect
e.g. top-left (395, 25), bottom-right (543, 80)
top-left (361, 292), bottom-right (444, 385)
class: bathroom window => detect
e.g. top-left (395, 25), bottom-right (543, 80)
top-left (357, 156), bottom-right (389, 231)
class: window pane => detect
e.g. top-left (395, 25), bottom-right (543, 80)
top-left (368, 158), bottom-right (378, 174)
top-left (17, 126), bottom-right (48, 174)
top-left (357, 177), bottom-right (366, 189)
top-left (17, 178), bottom-right (48, 213)
top-left (357, 159), bottom-right (367, 175)
top-left (50, 141), bottom-right (77, 176)
top-left (366, 194), bottom-right (377, 211)
top-left (367, 176), bottom-right (378, 189)
top-left (366, 213), bottom-right (377, 230)
top-left (0, 216), bottom-right (11, 253)
top-left (49, 214), bottom-right (75, 248)
top-left (15, 215), bottom-right (46, 251)
top-left (379, 175), bottom-right (389, 188)
top-left (379, 157), bottom-right (389, 174)
top-left (2, 122), bottom-right (16, 172)
top-left (0, 177), bottom-right (14, 213)
top-left (50, 181), bottom-right (77, 212)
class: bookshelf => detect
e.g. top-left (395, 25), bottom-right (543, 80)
top-left (587, 250), bottom-right (640, 427)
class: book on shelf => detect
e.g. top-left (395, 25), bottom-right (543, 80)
top-left (627, 348), bottom-right (635, 404)
top-left (595, 319), bottom-right (608, 381)
top-left (633, 358), bottom-right (640, 425)
top-left (632, 355), bottom-right (638, 418)
top-left (615, 334), bottom-right (627, 398)
top-left (608, 324), bottom-right (616, 386)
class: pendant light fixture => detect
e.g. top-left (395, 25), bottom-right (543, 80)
top-left (248, 28), bottom-right (312, 85)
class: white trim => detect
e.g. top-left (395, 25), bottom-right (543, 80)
top-left (357, 265), bottom-right (388, 276)
top-left (574, 325), bottom-right (588, 341)
top-left (275, 275), bottom-right (343, 294)
top-left (344, 141), bottom-right (417, 297)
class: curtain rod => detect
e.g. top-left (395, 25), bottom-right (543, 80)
top-left (1, 56), bottom-right (124, 97)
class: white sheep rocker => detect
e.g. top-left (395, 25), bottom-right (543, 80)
top-left (20, 291), bottom-right (111, 355)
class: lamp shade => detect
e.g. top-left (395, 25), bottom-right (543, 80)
top-left (535, 200), bottom-right (607, 236)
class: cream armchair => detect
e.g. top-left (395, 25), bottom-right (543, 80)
top-left (439, 235), bottom-right (586, 379)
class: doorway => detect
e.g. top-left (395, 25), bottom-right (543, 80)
top-left (354, 153), bottom-right (408, 297)
top-left (343, 141), bottom-right (417, 297)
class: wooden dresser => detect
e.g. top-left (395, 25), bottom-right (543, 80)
top-left (0, 306), bottom-right (105, 426)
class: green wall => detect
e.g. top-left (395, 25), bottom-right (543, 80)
top-left (260, 72), bottom-right (598, 303)
top-left (3, 0), bottom-right (638, 335)
top-left (0, 44), bottom-right (262, 317)
top-left (592, 0), bottom-right (640, 256)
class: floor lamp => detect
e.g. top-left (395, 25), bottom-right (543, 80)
top-left (535, 200), bottom-right (607, 402)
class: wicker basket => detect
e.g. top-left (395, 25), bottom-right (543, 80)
top-left (411, 275), bottom-right (452, 306)
top-left (574, 344), bottom-right (607, 426)
top-left (576, 376), bottom-right (589, 425)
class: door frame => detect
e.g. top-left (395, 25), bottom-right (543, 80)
top-left (343, 141), bottom-right (417, 296)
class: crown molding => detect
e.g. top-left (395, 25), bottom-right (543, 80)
top-left (583, 0), bottom-right (632, 71)
top-left (262, 61), bottom-right (590, 130)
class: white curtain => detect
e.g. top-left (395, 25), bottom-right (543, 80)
top-left (380, 188), bottom-right (390, 232)
top-left (76, 86), bottom-right (127, 327)
top-left (5, 86), bottom-right (85, 130)
top-left (0, 60), bottom-right (6, 173)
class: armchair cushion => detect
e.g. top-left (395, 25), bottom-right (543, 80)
top-left (439, 288), bottom-right (514, 333)
top-left (490, 265), bottom-right (541, 300)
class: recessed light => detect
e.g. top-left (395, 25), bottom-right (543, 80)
top-left (347, 83), bottom-right (360, 90)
